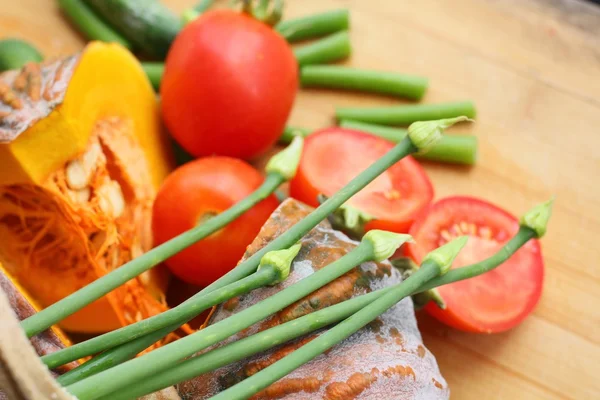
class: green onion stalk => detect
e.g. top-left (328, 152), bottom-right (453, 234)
top-left (340, 120), bottom-right (478, 165)
top-left (209, 237), bottom-right (468, 400)
top-left (275, 9), bottom-right (349, 42)
top-left (301, 65), bottom-right (428, 100)
top-left (56, 244), bottom-right (302, 386)
top-left (27, 118), bottom-right (462, 338)
top-left (336, 100), bottom-right (477, 126)
top-left (101, 199), bottom-right (553, 400)
top-left (0, 39), bottom-right (43, 72)
top-left (57, 0), bottom-right (132, 48)
top-left (46, 244), bottom-right (301, 372)
top-left (294, 30), bottom-right (351, 66)
top-left (21, 138), bottom-right (304, 338)
top-left (64, 231), bottom-right (413, 399)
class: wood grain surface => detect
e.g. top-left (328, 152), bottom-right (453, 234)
top-left (1, 0), bottom-right (599, 399)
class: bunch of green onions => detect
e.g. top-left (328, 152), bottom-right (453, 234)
top-left (17, 118), bottom-right (553, 399)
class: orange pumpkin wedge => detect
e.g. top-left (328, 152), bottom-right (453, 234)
top-left (0, 42), bottom-right (175, 334)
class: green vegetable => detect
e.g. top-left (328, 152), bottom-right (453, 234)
top-left (336, 101), bottom-right (477, 125)
top-left (102, 200), bottom-right (553, 399)
top-left (210, 237), bottom-right (467, 400)
top-left (46, 244), bottom-right (299, 370)
top-left (54, 244), bottom-right (301, 385)
top-left (284, 120), bottom-right (477, 165)
top-left (97, 279), bottom-right (394, 400)
top-left (276, 9), bottom-right (349, 42)
top-left (20, 138), bottom-right (304, 338)
top-left (57, 0), bottom-right (132, 48)
top-left (278, 125), bottom-right (311, 144)
top-left (84, 0), bottom-right (182, 59)
top-left (65, 231), bottom-right (412, 399)
top-left (294, 31), bottom-right (351, 66)
top-left (342, 119), bottom-right (477, 165)
top-left (141, 62), bottom-right (163, 91)
top-left (301, 65), bottom-right (428, 100)
top-left (0, 39), bottom-right (43, 72)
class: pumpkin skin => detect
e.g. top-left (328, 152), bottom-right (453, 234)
top-left (177, 199), bottom-right (449, 400)
top-left (0, 42), bottom-right (174, 334)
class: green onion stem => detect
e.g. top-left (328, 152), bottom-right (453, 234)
top-left (336, 101), bottom-right (477, 126)
top-left (21, 172), bottom-right (285, 337)
top-left (275, 9), bottom-right (349, 42)
top-left (100, 226), bottom-right (539, 399)
top-left (99, 286), bottom-right (385, 400)
top-left (0, 39), bottom-right (43, 72)
top-left (209, 259), bottom-right (443, 400)
top-left (141, 62), bottom-right (164, 91)
top-left (294, 31), bottom-right (351, 66)
top-left (340, 120), bottom-right (478, 165)
top-left (279, 125), bottom-right (311, 144)
top-left (44, 264), bottom-right (280, 370)
top-left (418, 226), bottom-right (536, 292)
top-left (65, 241), bottom-right (378, 399)
top-left (56, 243), bottom-right (301, 384)
top-left (301, 65), bottom-right (428, 100)
top-left (56, 325), bottom-right (174, 386)
top-left (57, 0), bottom-right (132, 48)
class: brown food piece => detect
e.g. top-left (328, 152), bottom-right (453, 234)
top-left (0, 269), bottom-right (78, 399)
top-left (176, 199), bottom-right (449, 399)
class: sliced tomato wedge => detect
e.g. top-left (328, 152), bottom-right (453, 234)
top-left (290, 128), bottom-right (434, 233)
top-left (405, 196), bottom-right (544, 333)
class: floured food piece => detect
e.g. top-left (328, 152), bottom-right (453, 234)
top-left (0, 42), bottom-right (175, 335)
top-left (0, 267), bottom-right (77, 377)
top-left (177, 199), bottom-right (449, 399)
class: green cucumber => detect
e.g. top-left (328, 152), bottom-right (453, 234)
top-left (85, 0), bottom-right (182, 59)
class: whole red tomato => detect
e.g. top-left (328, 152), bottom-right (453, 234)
top-left (161, 10), bottom-right (298, 160)
top-left (152, 157), bottom-right (279, 286)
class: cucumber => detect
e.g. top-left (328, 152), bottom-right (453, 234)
top-left (0, 39), bottom-right (43, 72)
top-left (85, 0), bottom-right (182, 59)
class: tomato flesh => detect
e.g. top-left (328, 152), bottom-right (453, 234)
top-left (290, 128), bottom-right (434, 233)
top-left (161, 10), bottom-right (298, 160)
top-left (405, 196), bottom-right (544, 333)
top-left (152, 157), bottom-right (279, 286)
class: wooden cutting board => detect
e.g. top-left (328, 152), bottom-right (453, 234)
top-left (2, 0), bottom-right (599, 399)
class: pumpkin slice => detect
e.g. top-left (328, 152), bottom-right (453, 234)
top-left (177, 199), bottom-right (449, 399)
top-left (0, 42), bottom-right (174, 334)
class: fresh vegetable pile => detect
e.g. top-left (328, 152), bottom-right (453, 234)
top-left (0, 1), bottom-right (555, 399)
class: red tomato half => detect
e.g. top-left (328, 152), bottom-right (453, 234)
top-left (161, 10), bottom-right (298, 160)
top-left (405, 196), bottom-right (544, 333)
top-left (152, 157), bottom-right (279, 286)
top-left (290, 128), bottom-right (434, 233)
